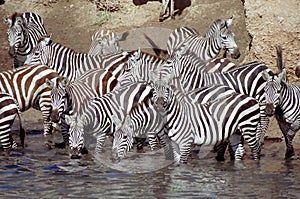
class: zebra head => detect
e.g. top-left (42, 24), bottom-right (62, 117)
top-left (262, 69), bottom-right (286, 116)
top-left (150, 73), bottom-right (173, 113)
top-left (65, 113), bottom-right (86, 159)
top-left (206, 17), bottom-right (240, 59)
top-left (4, 13), bottom-right (27, 58)
top-left (25, 35), bottom-right (52, 65)
top-left (111, 115), bottom-right (134, 162)
top-left (46, 77), bottom-right (69, 123)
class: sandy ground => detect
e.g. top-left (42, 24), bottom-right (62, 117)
top-left (0, 0), bottom-right (299, 144)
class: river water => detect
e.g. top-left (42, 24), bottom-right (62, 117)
top-left (1, 129), bottom-right (300, 199)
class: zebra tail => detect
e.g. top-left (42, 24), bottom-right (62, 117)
top-left (17, 107), bottom-right (26, 148)
top-left (276, 45), bottom-right (284, 72)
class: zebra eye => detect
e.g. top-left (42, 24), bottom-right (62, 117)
top-left (34, 51), bottom-right (40, 56)
top-left (123, 135), bottom-right (128, 139)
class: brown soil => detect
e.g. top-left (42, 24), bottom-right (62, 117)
top-left (0, 0), bottom-right (299, 145)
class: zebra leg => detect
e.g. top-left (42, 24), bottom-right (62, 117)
top-left (276, 118), bottom-right (295, 158)
top-left (95, 133), bottom-right (107, 154)
top-left (147, 131), bottom-right (160, 150)
top-left (159, 0), bottom-right (170, 21)
top-left (38, 92), bottom-right (54, 136)
top-left (170, 0), bottom-right (175, 19)
top-left (242, 131), bottom-right (261, 160)
top-left (54, 115), bottom-right (69, 149)
top-left (214, 141), bottom-right (229, 161)
top-left (229, 134), bottom-right (245, 160)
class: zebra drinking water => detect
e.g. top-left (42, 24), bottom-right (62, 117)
top-left (46, 68), bottom-right (119, 148)
top-left (64, 81), bottom-right (153, 159)
top-left (0, 93), bottom-right (26, 153)
top-left (112, 83), bottom-right (249, 161)
top-left (3, 12), bottom-right (47, 68)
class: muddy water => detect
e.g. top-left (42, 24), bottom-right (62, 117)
top-left (1, 127), bottom-right (300, 198)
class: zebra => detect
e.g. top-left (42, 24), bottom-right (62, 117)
top-left (112, 83), bottom-right (249, 161)
top-left (46, 68), bottom-right (119, 148)
top-left (88, 29), bottom-right (127, 56)
top-left (0, 93), bottom-right (26, 153)
top-left (261, 47), bottom-right (300, 159)
top-left (150, 74), bottom-right (261, 163)
top-left (24, 35), bottom-right (132, 81)
top-left (0, 64), bottom-right (62, 140)
top-left (160, 47), bottom-right (273, 147)
top-left (166, 17), bottom-right (240, 61)
top-left (3, 12), bottom-right (47, 68)
top-left (64, 81), bottom-right (153, 159)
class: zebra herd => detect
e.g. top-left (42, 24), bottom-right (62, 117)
top-left (1, 12), bottom-right (299, 164)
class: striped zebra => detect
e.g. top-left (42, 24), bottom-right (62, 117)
top-left (150, 75), bottom-right (261, 163)
top-left (0, 64), bottom-right (62, 138)
top-left (166, 17), bottom-right (240, 60)
top-left (0, 93), bottom-right (26, 152)
top-left (112, 83), bottom-right (248, 161)
top-left (3, 12), bottom-right (47, 68)
top-left (261, 47), bottom-right (300, 159)
top-left (88, 29), bottom-right (125, 56)
top-left (46, 68), bottom-right (119, 148)
top-left (64, 81), bottom-right (153, 158)
top-left (161, 48), bottom-right (273, 146)
top-left (24, 35), bottom-right (131, 81)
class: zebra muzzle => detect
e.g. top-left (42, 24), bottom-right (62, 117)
top-left (70, 147), bottom-right (81, 159)
top-left (8, 46), bottom-right (16, 57)
top-left (230, 48), bottom-right (241, 59)
top-left (50, 109), bottom-right (60, 123)
top-left (265, 103), bottom-right (275, 116)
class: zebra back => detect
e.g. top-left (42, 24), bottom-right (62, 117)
top-left (0, 64), bottom-right (62, 136)
top-left (25, 36), bottom-right (131, 81)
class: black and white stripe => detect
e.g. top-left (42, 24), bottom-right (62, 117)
top-left (24, 36), bottom-right (131, 81)
top-left (4, 12), bottom-right (47, 68)
top-left (261, 47), bottom-right (300, 159)
top-left (167, 17), bottom-right (240, 60)
top-left (0, 93), bottom-right (26, 151)
top-left (64, 82), bottom-right (153, 158)
top-left (0, 64), bottom-right (61, 137)
top-left (151, 76), bottom-right (261, 163)
top-left (46, 68), bottom-right (119, 148)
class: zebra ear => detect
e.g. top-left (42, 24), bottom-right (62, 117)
top-left (3, 18), bottom-right (12, 27)
top-left (261, 70), bottom-right (271, 81)
top-left (65, 115), bottom-right (73, 125)
top-left (226, 16), bottom-right (234, 27)
top-left (111, 115), bottom-right (122, 129)
top-left (278, 68), bottom-right (287, 82)
top-left (45, 78), bottom-right (55, 88)
top-left (59, 77), bottom-right (69, 88)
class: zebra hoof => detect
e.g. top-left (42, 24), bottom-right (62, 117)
top-left (70, 154), bottom-right (81, 159)
top-left (215, 156), bottom-right (225, 162)
top-left (54, 142), bottom-right (66, 149)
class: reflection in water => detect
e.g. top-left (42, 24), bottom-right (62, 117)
top-left (0, 131), bottom-right (300, 198)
